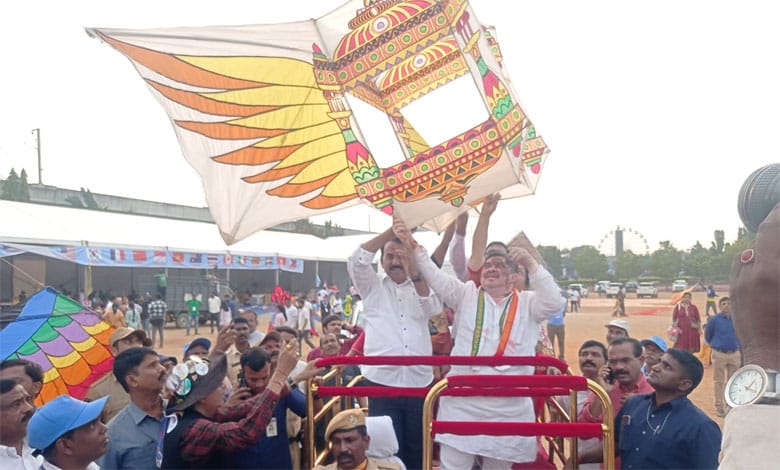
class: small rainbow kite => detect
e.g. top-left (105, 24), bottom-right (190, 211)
top-left (0, 288), bottom-right (114, 405)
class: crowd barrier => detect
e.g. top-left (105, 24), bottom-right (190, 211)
top-left (305, 355), bottom-right (614, 470)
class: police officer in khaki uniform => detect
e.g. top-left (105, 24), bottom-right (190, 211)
top-left (315, 409), bottom-right (402, 470)
top-left (85, 327), bottom-right (152, 421)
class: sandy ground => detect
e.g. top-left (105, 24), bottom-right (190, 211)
top-left (154, 289), bottom-right (725, 427)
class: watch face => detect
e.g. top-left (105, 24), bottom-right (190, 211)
top-left (726, 365), bottom-right (768, 408)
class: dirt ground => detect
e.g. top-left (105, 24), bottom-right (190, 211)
top-left (154, 289), bottom-right (725, 428)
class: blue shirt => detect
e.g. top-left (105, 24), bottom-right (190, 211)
top-left (100, 401), bottom-right (162, 470)
top-left (231, 388), bottom-right (307, 469)
top-left (615, 393), bottom-right (721, 469)
top-left (704, 313), bottom-right (740, 351)
top-left (705, 287), bottom-right (716, 299)
top-left (547, 308), bottom-right (565, 326)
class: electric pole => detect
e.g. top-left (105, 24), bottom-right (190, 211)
top-left (31, 128), bottom-right (42, 184)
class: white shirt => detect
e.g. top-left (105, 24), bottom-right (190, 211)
top-left (285, 305), bottom-right (299, 329)
top-left (297, 303), bottom-right (311, 331)
top-left (207, 295), bottom-right (222, 314)
top-left (348, 247), bottom-right (442, 387)
top-left (350, 300), bottom-right (365, 328)
top-left (0, 442), bottom-right (42, 470)
top-left (719, 404), bottom-right (780, 469)
top-left (41, 459), bottom-right (100, 470)
top-left (415, 249), bottom-right (566, 462)
top-left (449, 232), bottom-right (469, 282)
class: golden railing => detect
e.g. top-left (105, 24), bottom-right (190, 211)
top-left (304, 355), bottom-right (614, 469)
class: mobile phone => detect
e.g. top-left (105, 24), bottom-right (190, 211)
top-left (238, 371), bottom-right (247, 388)
top-left (605, 367), bottom-right (615, 385)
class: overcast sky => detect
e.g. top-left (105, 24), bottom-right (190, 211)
top-left (1, 0), bottom-right (778, 253)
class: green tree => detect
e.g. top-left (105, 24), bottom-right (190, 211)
top-left (686, 241), bottom-right (714, 280)
top-left (614, 250), bottom-right (644, 280)
top-left (711, 230), bottom-right (725, 254)
top-left (81, 188), bottom-right (100, 209)
top-left (1, 168), bottom-right (21, 200)
top-left (65, 187), bottom-right (103, 209)
top-left (712, 227), bottom-right (754, 280)
top-left (17, 169), bottom-right (31, 201)
top-left (649, 241), bottom-right (683, 281)
top-left (572, 245), bottom-right (608, 279)
top-left (537, 245), bottom-right (563, 278)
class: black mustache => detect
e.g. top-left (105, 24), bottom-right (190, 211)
top-left (582, 361), bottom-right (596, 368)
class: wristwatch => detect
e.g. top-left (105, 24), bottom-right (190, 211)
top-left (287, 377), bottom-right (298, 390)
top-left (725, 364), bottom-right (779, 407)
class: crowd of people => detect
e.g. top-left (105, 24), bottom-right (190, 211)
top-left (1, 193), bottom-right (776, 470)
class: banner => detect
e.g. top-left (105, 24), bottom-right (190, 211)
top-left (2, 243), bottom-right (304, 272)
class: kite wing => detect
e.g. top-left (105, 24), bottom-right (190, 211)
top-left (86, 25), bottom-right (359, 244)
top-left (87, 0), bottom-right (552, 242)
top-left (0, 288), bottom-right (114, 405)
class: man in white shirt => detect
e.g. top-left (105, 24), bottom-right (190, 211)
top-left (347, 221), bottom-right (442, 470)
top-left (400, 221), bottom-right (566, 469)
top-left (0, 379), bottom-right (41, 469)
top-left (295, 297), bottom-right (315, 351)
top-left (284, 298), bottom-right (299, 331)
top-left (207, 292), bottom-right (222, 333)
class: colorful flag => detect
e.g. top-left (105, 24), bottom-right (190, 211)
top-left (153, 251), bottom-right (167, 265)
top-left (59, 246), bottom-right (76, 261)
top-left (132, 250), bottom-right (148, 262)
top-left (88, 249), bottom-right (102, 262)
top-left (189, 253), bottom-right (203, 264)
top-left (171, 252), bottom-right (184, 264)
top-left (110, 249), bottom-right (126, 262)
top-left (207, 254), bottom-right (219, 267)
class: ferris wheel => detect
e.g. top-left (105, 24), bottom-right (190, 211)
top-left (597, 226), bottom-right (650, 257)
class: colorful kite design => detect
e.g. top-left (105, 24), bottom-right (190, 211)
top-left (0, 288), bottom-right (114, 405)
top-left (87, 0), bottom-right (550, 244)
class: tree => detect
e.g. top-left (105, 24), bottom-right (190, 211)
top-left (711, 227), bottom-right (754, 280)
top-left (1, 168), bottom-right (20, 200)
top-left (18, 169), bottom-right (31, 201)
top-left (65, 187), bottom-right (103, 209)
top-left (686, 241), bottom-right (714, 280)
top-left (572, 245), bottom-right (608, 279)
top-left (537, 245), bottom-right (563, 278)
top-left (614, 250), bottom-right (644, 280)
top-left (711, 230), bottom-right (725, 254)
top-left (649, 241), bottom-right (683, 281)
top-left (1, 168), bottom-right (30, 202)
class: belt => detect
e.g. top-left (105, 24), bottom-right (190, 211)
top-left (714, 348), bottom-right (738, 353)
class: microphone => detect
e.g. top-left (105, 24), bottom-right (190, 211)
top-left (737, 163), bottom-right (780, 232)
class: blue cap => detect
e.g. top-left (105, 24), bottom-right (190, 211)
top-left (641, 335), bottom-right (668, 352)
top-left (183, 337), bottom-right (212, 358)
top-left (28, 395), bottom-right (108, 450)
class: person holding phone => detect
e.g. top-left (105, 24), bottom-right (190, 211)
top-left (576, 337), bottom-right (654, 464)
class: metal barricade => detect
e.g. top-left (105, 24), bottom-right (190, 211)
top-left (304, 355), bottom-right (614, 469)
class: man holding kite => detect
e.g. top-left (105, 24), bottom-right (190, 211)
top-left (395, 218), bottom-right (565, 469)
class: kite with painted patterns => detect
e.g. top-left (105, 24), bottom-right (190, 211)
top-left (87, 0), bottom-right (550, 244)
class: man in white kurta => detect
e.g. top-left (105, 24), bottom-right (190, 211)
top-left (413, 242), bottom-right (565, 468)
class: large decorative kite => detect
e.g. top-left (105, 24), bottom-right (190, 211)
top-left (87, 0), bottom-right (549, 244)
top-left (0, 288), bottom-right (114, 405)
